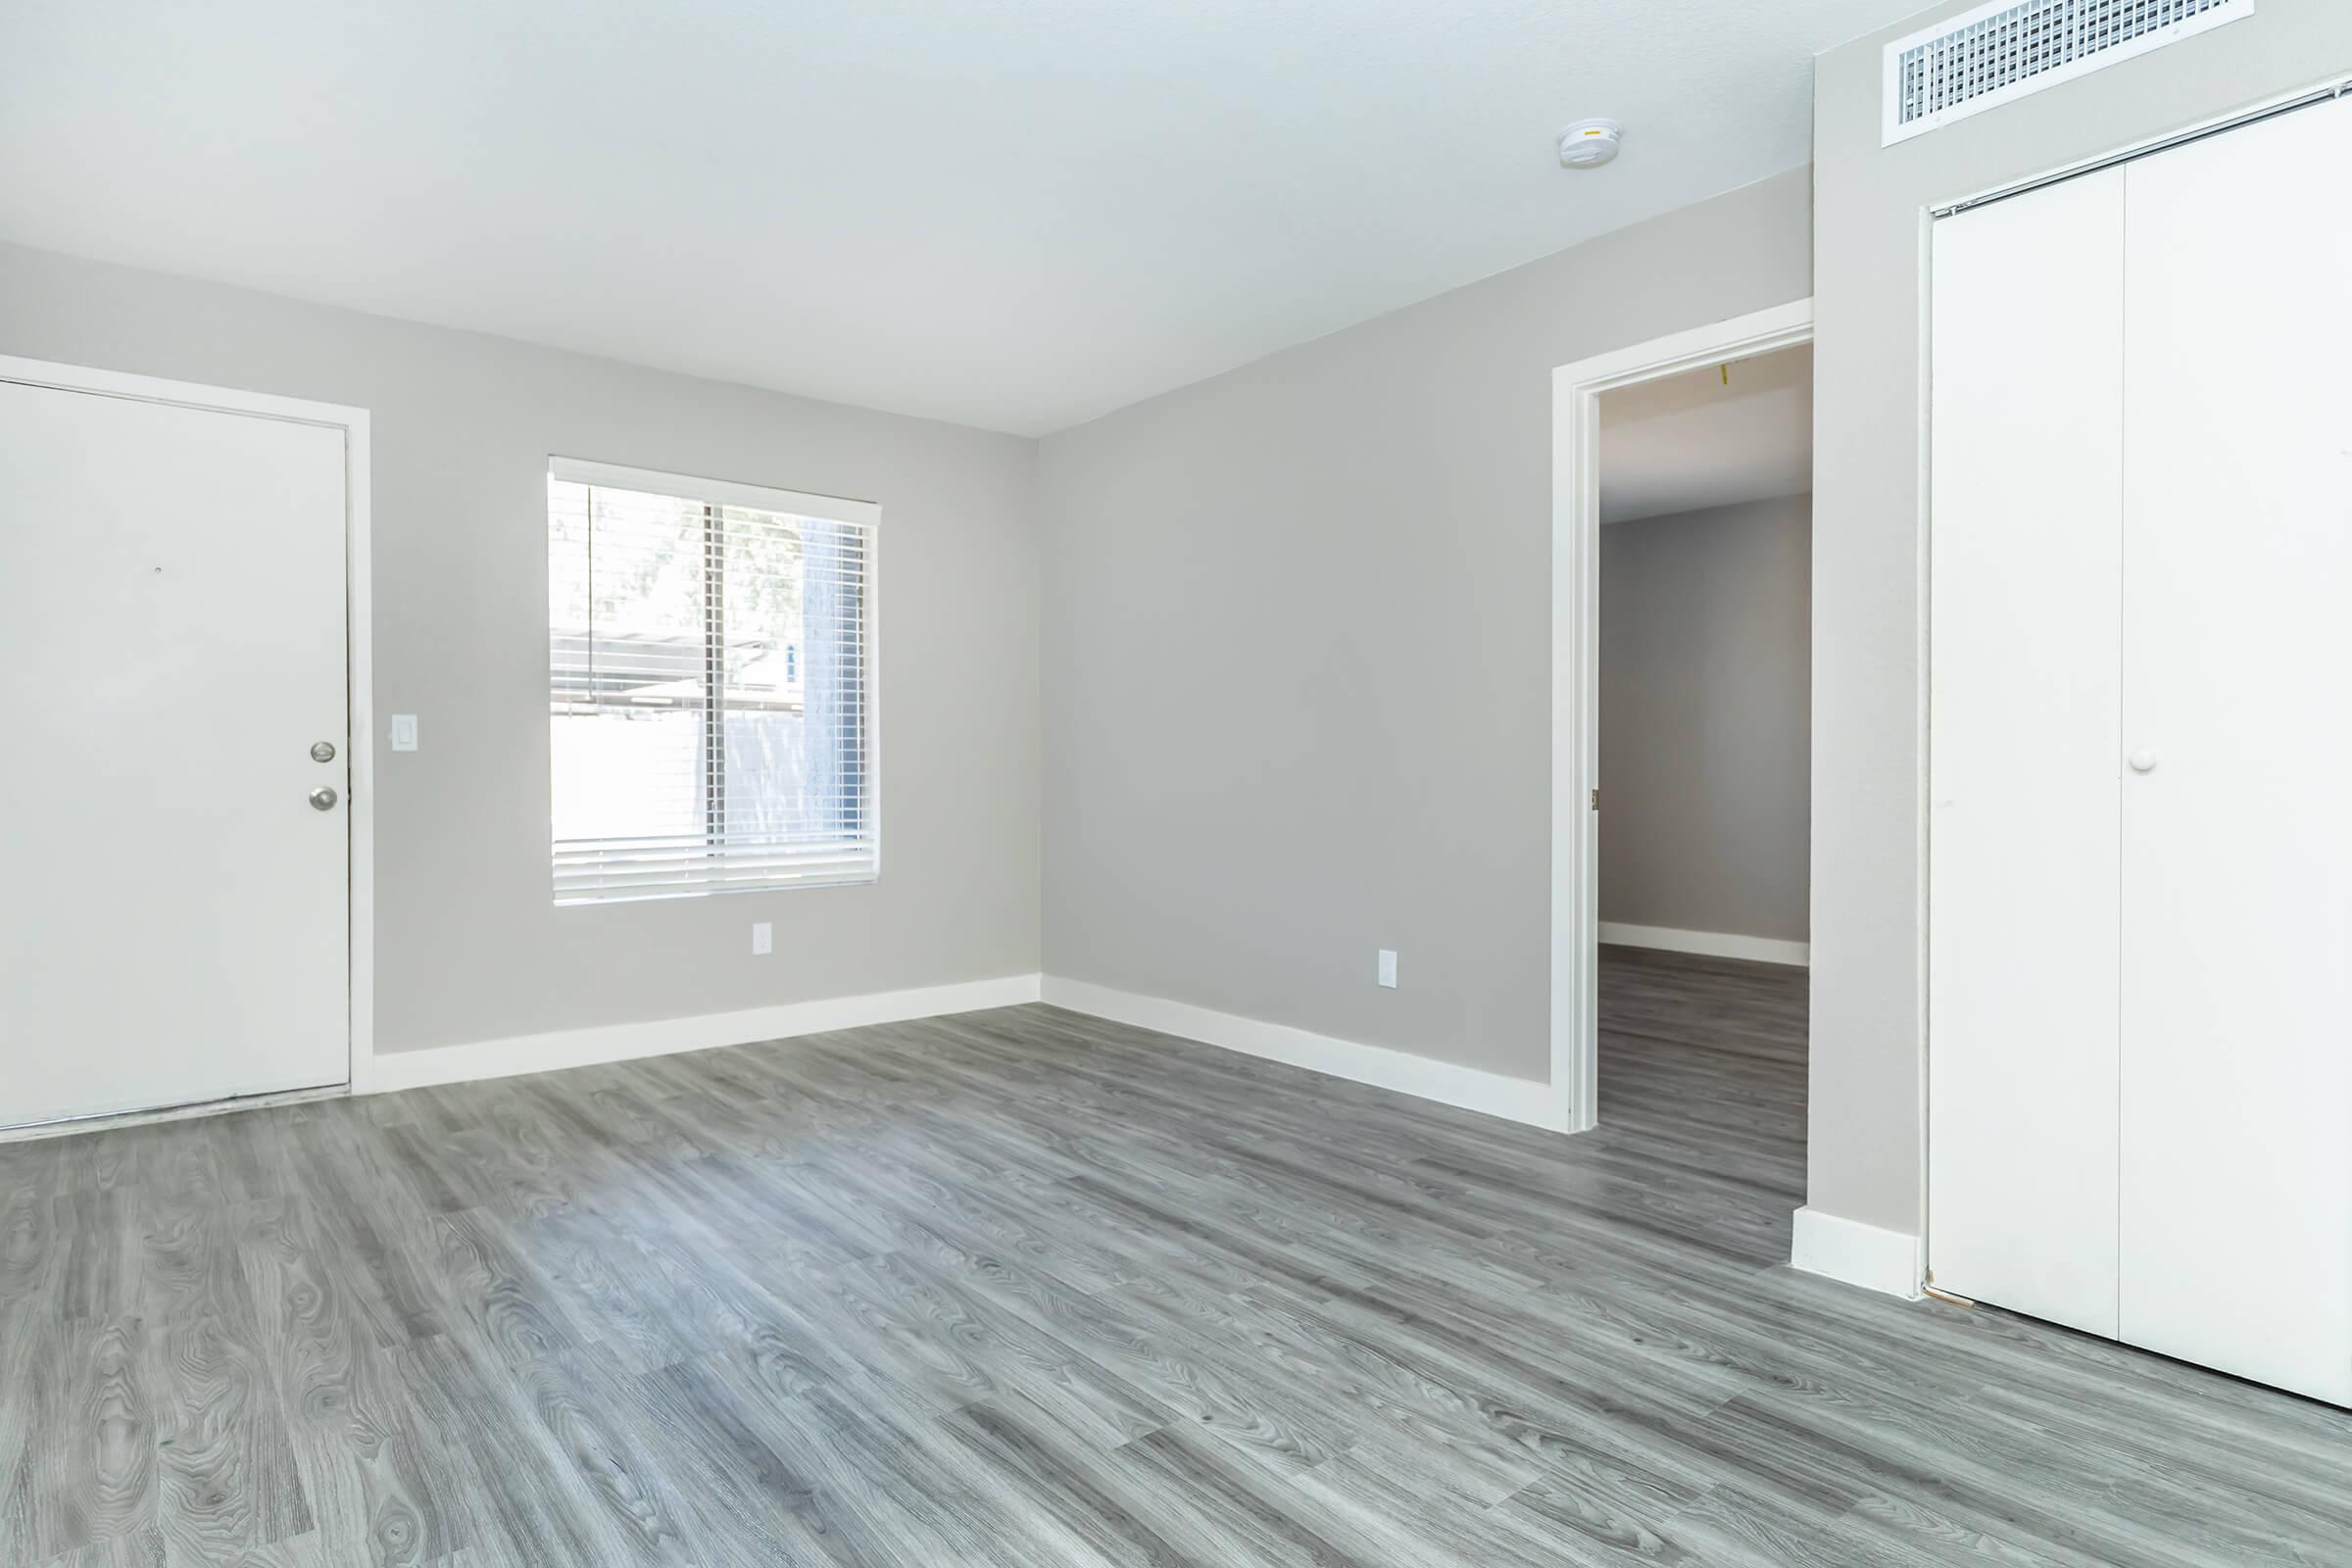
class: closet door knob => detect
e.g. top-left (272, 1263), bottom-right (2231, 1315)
top-left (2129, 751), bottom-right (2160, 774)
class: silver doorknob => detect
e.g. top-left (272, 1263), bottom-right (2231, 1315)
top-left (309, 787), bottom-right (339, 810)
top-left (310, 741), bottom-right (337, 763)
top-left (2128, 751), bottom-right (2159, 774)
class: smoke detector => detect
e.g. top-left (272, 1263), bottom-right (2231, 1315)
top-left (1557, 119), bottom-right (1623, 170)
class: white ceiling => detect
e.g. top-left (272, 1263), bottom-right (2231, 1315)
top-left (1599, 344), bottom-right (1812, 523)
top-left (0, 2), bottom-right (1909, 436)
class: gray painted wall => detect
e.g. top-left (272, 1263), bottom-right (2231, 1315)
top-left (1600, 496), bottom-right (1810, 944)
top-left (0, 240), bottom-right (1040, 1055)
top-left (1037, 171), bottom-right (1813, 1082)
top-left (1810, 0), bottom-right (2352, 1234)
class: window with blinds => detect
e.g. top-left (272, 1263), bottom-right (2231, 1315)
top-left (547, 458), bottom-right (878, 904)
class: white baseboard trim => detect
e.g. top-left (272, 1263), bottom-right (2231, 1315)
top-left (1790, 1205), bottom-right (1923, 1299)
top-left (1598, 921), bottom-right (1809, 967)
top-left (1040, 975), bottom-right (1563, 1131)
top-left (357, 973), bottom-right (1044, 1095)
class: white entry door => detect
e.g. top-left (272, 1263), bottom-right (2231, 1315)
top-left (0, 370), bottom-right (355, 1126)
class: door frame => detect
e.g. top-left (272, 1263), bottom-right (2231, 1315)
top-left (1546, 299), bottom-right (1814, 1134)
top-left (0, 354), bottom-right (375, 1110)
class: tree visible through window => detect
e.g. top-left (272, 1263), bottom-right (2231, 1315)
top-left (547, 460), bottom-right (877, 902)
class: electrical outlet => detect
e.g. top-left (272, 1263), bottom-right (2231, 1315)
top-left (751, 922), bottom-right (773, 956)
top-left (1377, 949), bottom-right (1397, 989)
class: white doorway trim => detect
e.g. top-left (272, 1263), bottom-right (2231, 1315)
top-left (1547, 299), bottom-right (1814, 1134)
top-left (0, 354), bottom-right (375, 1112)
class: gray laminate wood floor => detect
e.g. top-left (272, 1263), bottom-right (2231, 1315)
top-left (3, 948), bottom-right (2345, 1565)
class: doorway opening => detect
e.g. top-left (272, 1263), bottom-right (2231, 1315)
top-left (1548, 303), bottom-right (1812, 1249)
top-left (1590, 342), bottom-right (1810, 1208)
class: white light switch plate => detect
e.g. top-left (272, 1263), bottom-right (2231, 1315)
top-left (389, 714), bottom-right (418, 752)
top-left (1377, 950), bottom-right (1397, 988)
top-left (752, 922), bottom-right (773, 956)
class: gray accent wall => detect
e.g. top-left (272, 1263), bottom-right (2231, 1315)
top-left (1600, 496), bottom-right (1810, 945)
top-left (1037, 171), bottom-right (1813, 1082)
top-left (0, 240), bottom-right (1040, 1054)
top-left (1810, 0), bottom-right (2352, 1235)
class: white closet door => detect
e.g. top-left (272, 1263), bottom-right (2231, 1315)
top-left (1927, 170), bottom-right (2126, 1337)
top-left (2119, 99), bottom-right (2352, 1406)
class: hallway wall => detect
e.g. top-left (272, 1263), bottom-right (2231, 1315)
top-left (1599, 495), bottom-right (1811, 945)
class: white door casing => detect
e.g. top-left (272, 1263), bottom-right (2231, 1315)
top-left (1547, 299), bottom-right (1816, 1139)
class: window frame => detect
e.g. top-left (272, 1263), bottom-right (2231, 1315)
top-left (546, 455), bottom-right (882, 905)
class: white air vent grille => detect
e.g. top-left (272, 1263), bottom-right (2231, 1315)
top-left (1885, 0), bottom-right (2255, 145)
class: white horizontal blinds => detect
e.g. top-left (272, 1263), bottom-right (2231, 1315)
top-left (549, 463), bottom-right (877, 903)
